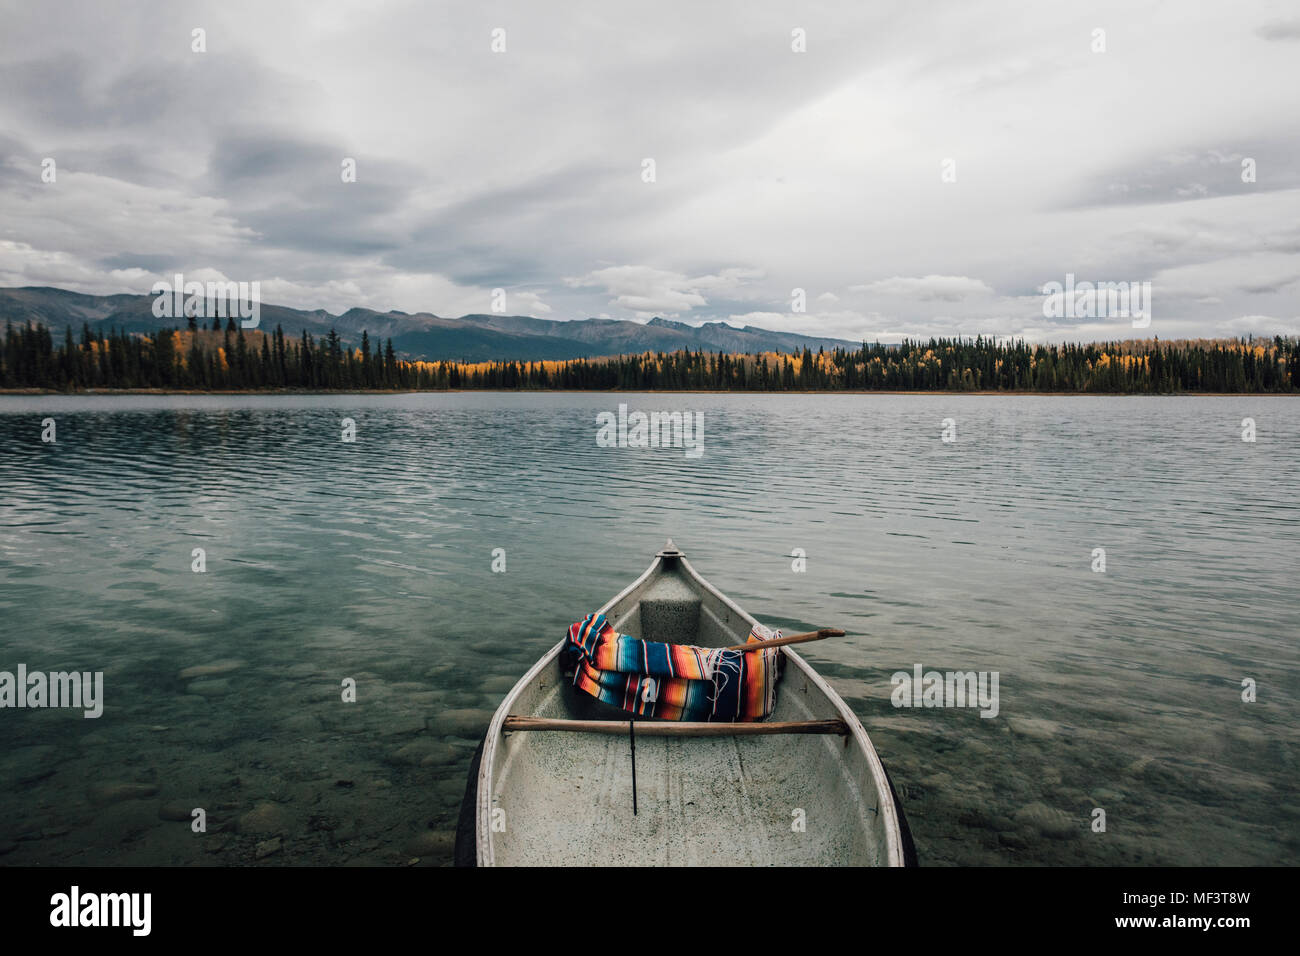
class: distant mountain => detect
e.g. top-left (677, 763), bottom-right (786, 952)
top-left (0, 286), bottom-right (860, 363)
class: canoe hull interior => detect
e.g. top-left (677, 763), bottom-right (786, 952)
top-left (475, 550), bottom-right (905, 866)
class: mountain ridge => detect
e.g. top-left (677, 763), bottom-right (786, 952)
top-left (0, 286), bottom-right (861, 363)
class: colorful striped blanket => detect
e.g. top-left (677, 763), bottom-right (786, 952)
top-left (562, 613), bottom-right (782, 721)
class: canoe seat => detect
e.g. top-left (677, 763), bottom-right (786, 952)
top-left (634, 573), bottom-right (702, 644)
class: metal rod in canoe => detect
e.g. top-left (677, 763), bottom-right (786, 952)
top-left (503, 717), bottom-right (851, 736)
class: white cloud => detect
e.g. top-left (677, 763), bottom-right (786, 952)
top-left (851, 275), bottom-right (995, 301)
top-left (1226, 314), bottom-right (1300, 335)
top-left (510, 291), bottom-right (553, 315)
top-left (567, 265), bottom-right (763, 319)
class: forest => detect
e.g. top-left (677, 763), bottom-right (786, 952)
top-left (2, 317), bottom-right (1298, 394)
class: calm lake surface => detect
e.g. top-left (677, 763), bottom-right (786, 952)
top-left (1, 392), bottom-right (1297, 866)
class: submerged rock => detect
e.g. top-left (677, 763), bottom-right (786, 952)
top-left (159, 801), bottom-right (197, 822)
top-left (379, 715), bottom-right (428, 737)
top-left (1007, 717), bottom-right (1061, 741)
top-left (1014, 802), bottom-right (1079, 840)
top-left (957, 807), bottom-right (1001, 831)
top-left (8, 745), bottom-right (59, 786)
top-left (281, 712), bottom-right (323, 734)
top-left (403, 830), bottom-right (455, 860)
top-left (389, 740), bottom-right (459, 767)
top-left (998, 828), bottom-right (1033, 849)
top-left (187, 678), bottom-right (231, 698)
top-left (254, 837), bottom-right (282, 859)
top-left (178, 660), bottom-right (247, 680)
top-left (1126, 756), bottom-right (1155, 776)
top-left (429, 708), bottom-right (491, 738)
top-left (439, 691), bottom-right (485, 709)
top-left (480, 675), bottom-right (517, 695)
top-left (88, 782), bottom-right (159, 806)
top-left (238, 802), bottom-right (287, 836)
top-left (433, 777), bottom-right (470, 807)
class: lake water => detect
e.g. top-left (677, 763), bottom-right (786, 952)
top-left (1, 392), bottom-right (1297, 866)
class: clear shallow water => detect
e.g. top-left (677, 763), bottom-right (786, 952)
top-left (0, 392), bottom-right (1296, 866)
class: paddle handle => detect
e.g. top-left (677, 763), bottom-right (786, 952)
top-left (721, 627), bottom-right (845, 653)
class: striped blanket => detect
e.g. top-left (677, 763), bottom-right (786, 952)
top-left (563, 613), bottom-right (782, 721)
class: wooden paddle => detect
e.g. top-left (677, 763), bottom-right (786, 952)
top-left (719, 627), bottom-right (844, 653)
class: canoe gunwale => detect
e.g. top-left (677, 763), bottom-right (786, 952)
top-left (476, 554), bottom-right (663, 866)
top-left (476, 550), bottom-right (905, 867)
top-left (675, 554), bottom-right (905, 867)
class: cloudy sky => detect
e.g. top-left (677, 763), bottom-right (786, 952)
top-left (1, 0), bottom-right (1298, 343)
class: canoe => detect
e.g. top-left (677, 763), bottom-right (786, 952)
top-left (462, 540), bottom-right (913, 866)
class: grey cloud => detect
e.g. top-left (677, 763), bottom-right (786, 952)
top-left (0, 50), bottom-right (303, 134)
top-left (0, 58), bottom-right (100, 128)
top-left (1240, 276), bottom-right (1299, 295)
top-left (1256, 19), bottom-right (1300, 40)
top-left (387, 250), bottom-right (549, 290)
top-left (1065, 141), bottom-right (1300, 208)
top-left (202, 132), bottom-right (425, 199)
top-left (196, 132), bottom-right (434, 256)
top-left (98, 252), bottom-right (181, 273)
top-left (62, 144), bottom-right (184, 189)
